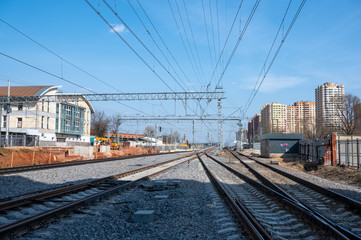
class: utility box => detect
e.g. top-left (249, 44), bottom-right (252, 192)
top-left (259, 133), bottom-right (303, 158)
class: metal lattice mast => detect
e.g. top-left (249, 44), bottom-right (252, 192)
top-left (218, 98), bottom-right (223, 150)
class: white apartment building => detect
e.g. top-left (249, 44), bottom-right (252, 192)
top-left (0, 85), bottom-right (94, 146)
top-left (315, 82), bottom-right (345, 131)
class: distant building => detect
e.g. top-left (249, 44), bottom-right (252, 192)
top-left (261, 103), bottom-right (287, 134)
top-left (247, 114), bottom-right (261, 142)
top-left (294, 101), bottom-right (316, 135)
top-left (315, 82), bottom-right (345, 133)
top-left (0, 85), bottom-right (94, 146)
top-left (241, 128), bottom-right (248, 143)
top-left (286, 105), bottom-right (297, 133)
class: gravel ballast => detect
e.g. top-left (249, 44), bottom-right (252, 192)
top-left (20, 154), bottom-right (242, 240)
top-left (0, 152), bottom-right (190, 199)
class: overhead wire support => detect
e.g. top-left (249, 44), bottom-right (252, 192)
top-left (0, 91), bottom-right (225, 104)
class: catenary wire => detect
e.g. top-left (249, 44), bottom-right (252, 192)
top-left (227, 0), bottom-right (307, 119)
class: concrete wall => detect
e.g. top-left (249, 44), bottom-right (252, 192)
top-left (74, 146), bottom-right (93, 155)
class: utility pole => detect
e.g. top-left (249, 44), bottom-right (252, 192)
top-left (5, 80), bottom-right (10, 147)
top-left (155, 123), bottom-right (158, 148)
top-left (218, 98), bottom-right (223, 151)
top-left (236, 120), bottom-right (242, 150)
top-left (115, 115), bottom-right (121, 146)
top-left (192, 120), bottom-right (195, 151)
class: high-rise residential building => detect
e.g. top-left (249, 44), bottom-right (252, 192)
top-left (294, 101), bottom-right (316, 135)
top-left (247, 114), bottom-right (261, 142)
top-left (315, 82), bottom-right (345, 132)
top-left (286, 105), bottom-right (297, 133)
top-left (261, 103), bottom-right (287, 134)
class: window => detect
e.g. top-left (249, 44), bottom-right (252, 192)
top-left (3, 116), bottom-right (6, 128)
top-left (47, 117), bottom-right (50, 129)
top-left (42, 100), bottom-right (45, 112)
top-left (41, 116), bottom-right (44, 129)
top-left (17, 118), bottom-right (22, 128)
top-left (18, 104), bottom-right (23, 111)
top-left (47, 102), bottom-right (50, 112)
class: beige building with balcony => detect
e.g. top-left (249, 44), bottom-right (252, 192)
top-left (0, 85), bottom-right (94, 146)
top-left (261, 103), bottom-right (287, 134)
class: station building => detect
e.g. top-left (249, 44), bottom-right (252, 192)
top-left (0, 85), bottom-right (94, 146)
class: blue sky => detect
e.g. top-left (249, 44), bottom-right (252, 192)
top-left (1, 0), bottom-right (361, 145)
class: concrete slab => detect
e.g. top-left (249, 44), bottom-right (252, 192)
top-left (133, 210), bottom-right (155, 223)
top-left (167, 180), bottom-right (181, 187)
top-left (270, 160), bottom-right (279, 165)
top-left (154, 181), bottom-right (167, 189)
top-left (154, 195), bottom-right (168, 199)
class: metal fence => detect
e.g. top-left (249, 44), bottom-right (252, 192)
top-left (337, 139), bottom-right (361, 169)
top-left (0, 135), bottom-right (39, 147)
top-left (299, 139), bottom-right (329, 163)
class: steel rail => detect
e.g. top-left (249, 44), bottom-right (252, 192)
top-left (206, 153), bottom-right (349, 240)
top-left (237, 151), bottom-right (361, 213)
top-left (0, 150), bottom-right (192, 175)
top-left (0, 149), bottom-right (210, 237)
top-left (229, 150), bottom-right (361, 240)
top-left (198, 154), bottom-right (272, 240)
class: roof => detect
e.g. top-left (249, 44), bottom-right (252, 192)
top-left (109, 133), bottom-right (145, 138)
top-left (0, 86), bottom-right (59, 97)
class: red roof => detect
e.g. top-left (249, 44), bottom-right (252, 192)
top-left (108, 133), bottom-right (145, 138)
top-left (0, 86), bottom-right (55, 97)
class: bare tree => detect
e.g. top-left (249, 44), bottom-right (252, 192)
top-left (333, 93), bottom-right (360, 135)
top-left (355, 102), bottom-right (361, 135)
top-left (109, 114), bottom-right (121, 134)
top-left (91, 111), bottom-right (110, 137)
top-left (145, 126), bottom-right (155, 137)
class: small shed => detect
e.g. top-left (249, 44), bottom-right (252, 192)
top-left (259, 133), bottom-right (303, 158)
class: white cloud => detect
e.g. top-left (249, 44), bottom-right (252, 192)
top-left (241, 75), bottom-right (308, 93)
top-left (110, 24), bottom-right (126, 33)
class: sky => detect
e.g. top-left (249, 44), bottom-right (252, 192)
top-left (1, 0), bottom-right (361, 145)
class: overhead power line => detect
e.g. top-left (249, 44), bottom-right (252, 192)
top-left (244, 0), bottom-right (293, 113)
top-left (102, 0), bottom-right (188, 92)
top-left (135, 0), bottom-right (195, 92)
top-left (0, 51), bottom-right (150, 116)
top-left (125, 0), bottom-right (193, 92)
top-left (227, 0), bottom-right (307, 119)
top-left (214, 0), bottom-right (261, 89)
top-left (0, 17), bottom-right (157, 115)
top-left (0, 18), bottom-right (123, 94)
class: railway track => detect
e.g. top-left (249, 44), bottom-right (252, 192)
top-left (226, 150), bottom-right (361, 239)
top-left (200, 152), bottom-right (350, 239)
top-left (0, 150), bottom-right (207, 238)
top-left (0, 150), bottom-right (191, 175)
